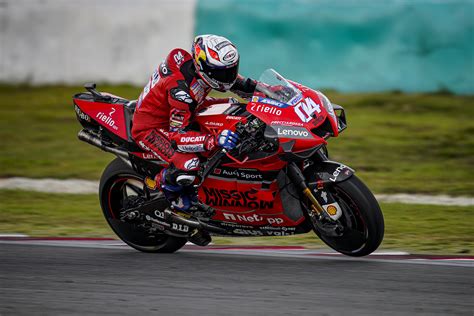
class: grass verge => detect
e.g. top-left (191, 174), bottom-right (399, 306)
top-left (1, 190), bottom-right (472, 255)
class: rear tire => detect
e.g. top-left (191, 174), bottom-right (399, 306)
top-left (312, 175), bottom-right (384, 257)
top-left (99, 158), bottom-right (187, 253)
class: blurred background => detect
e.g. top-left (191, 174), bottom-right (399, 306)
top-left (0, 0), bottom-right (473, 254)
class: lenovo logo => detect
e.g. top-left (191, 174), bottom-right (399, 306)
top-left (272, 125), bottom-right (313, 139)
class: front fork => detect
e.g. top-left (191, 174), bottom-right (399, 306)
top-left (287, 162), bottom-right (344, 236)
top-left (287, 163), bottom-right (341, 218)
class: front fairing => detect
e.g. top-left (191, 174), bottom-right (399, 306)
top-left (247, 69), bottom-right (333, 152)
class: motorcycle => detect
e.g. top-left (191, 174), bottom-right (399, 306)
top-left (73, 69), bottom-right (384, 256)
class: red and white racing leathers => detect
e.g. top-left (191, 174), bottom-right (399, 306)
top-left (131, 48), bottom-right (255, 182)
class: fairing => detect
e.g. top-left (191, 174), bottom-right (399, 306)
top-left (73, 95), bottom-right (129, 140)
top-left (74, 70), bottom-right (349, 234)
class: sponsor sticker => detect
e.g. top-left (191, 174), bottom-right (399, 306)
top-left (141, 153), bottom-right (157, 159)
top-left (172, 223), bottom-right (189, 232)
top-left (143, 132), bottom-right (174, 158)
top-left (223, 50), bottom-right (237, 62)
top-left (233, 229), bottom-right (295, 236)
top-left (96, 107), bottom-right (118, 130)
top-left (322, 202), bottom-right (342, 220)
top-left (294, 97), bottom-right (321, 122)
top-left (173, 90), bottom-right (193, 104)
top-left (212, 167), bottom-right (263, 181)
top-left (184, 158), bottom-right (200, 170)
top-left (204, 121), bottom-right (224, 127)
top-left (215, 40), bottom-right (232, 50)
top-left (272, 125), bottom-right (313, 139)
top-left (226, 116), bottom-right (242, 120)
top-left (251, 96), bottom-right (289, 108)
top-left (145, 177), bottom-right (158, 190)
top-left (250, 104), bottom-right (282, 116)
top-left (320, 191), bottom-right (328, 203)
top-left (151, 69), bottom-right (160, 87)
top-left (223, 213), bottom-right (284, 225)
top-left (190, 81), bottom-right (205, 103)
top-left (329, 165), bottom-right (347, 182)
top-left (74, 104), bottom-right (91, 122)
top-left (326, 205), bottom-right (337, 216)
top-left (180, 136), bottom-right (206, 143)
top-left (173, 51), bottom-right (184, 66)
top-left (270, 120), bottom-right (304, 127)
top-left (203, 187), bottom-right (274, 209)
top-left (177, 144), bottom-right (204, 152)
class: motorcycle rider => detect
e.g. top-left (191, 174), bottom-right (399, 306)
top-left (132, 34), bottom-right (257, 214)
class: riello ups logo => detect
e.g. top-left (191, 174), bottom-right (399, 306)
top-left (203, 187), bottom-right (274, 209)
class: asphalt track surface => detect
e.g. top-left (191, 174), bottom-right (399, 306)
top-left (0, 239), bottom-right (473, 316)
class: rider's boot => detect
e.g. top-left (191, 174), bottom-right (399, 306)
top-left (146, 169), bottom-right (212, 246)
top-left (154, 169), bottom-right (198, 213)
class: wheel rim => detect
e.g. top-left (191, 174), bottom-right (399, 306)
top-left (104, 173), bottom-right (169, 249)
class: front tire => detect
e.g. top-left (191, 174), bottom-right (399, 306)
top-left (99, 158), bottom-right (187, 253)
top-left (312, 175), bottom-right (384, 257)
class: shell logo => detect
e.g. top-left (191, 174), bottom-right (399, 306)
top-left (145, 177), bottom-right (158, 190)
top-left (326, 205), bottom-right (338, 216)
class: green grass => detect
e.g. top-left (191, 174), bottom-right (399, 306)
top-left (0, 84), bottom-right (140, 180)
top-left (0, 190), bottom-right (109, 237)
top-left (1, 190), bottom-right (472, 254)
top-left (325, 91), bottom-right (474, 196)
top-left (0, 85), bottom-right (473, 195)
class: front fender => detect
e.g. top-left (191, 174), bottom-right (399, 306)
top-left (304, 160), bottom-right (354, 186)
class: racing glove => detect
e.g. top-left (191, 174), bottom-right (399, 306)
top-left (216, 130), bottom-right (239, 150)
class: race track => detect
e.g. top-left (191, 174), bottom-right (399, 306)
top-left (0, 241), bottom-right (472, 315)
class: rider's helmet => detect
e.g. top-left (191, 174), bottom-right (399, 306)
top-left (192, 34), bottom-right (239, 91)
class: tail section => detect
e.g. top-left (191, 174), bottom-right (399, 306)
top-left (73, 83), bottom-right (134, 141)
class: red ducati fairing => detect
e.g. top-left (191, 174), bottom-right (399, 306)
top-left (73, 71), bottom-right (347, 235)
top-left (74, 70), bottom-right (383, 256)
top-left (191, 70), bottom-right (346, 233)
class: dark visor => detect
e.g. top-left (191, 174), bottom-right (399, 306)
top-left (201, 62), bottom-right (239, 83)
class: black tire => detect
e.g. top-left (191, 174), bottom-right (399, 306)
top-left (312, 175), bottom-right (384, 257)
top-left (99, 158), bottom-right (187, 253)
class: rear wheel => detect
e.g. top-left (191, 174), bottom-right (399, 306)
top-left (311, 175), bottom-right (384, 257)
top-left (99, 158), bottom-right (187, 253)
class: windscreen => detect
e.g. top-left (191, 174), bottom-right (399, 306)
top-left (254, 69), bottom-right (302, 105)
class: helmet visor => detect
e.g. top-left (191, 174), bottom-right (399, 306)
top-left (201, 62), bottom-right (239, 84)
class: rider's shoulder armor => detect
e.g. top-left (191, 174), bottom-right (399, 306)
top-left (165, 48), bottom-right (193, 73)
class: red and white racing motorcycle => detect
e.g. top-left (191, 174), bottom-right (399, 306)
top-left (73, 69), bottom-right (384, 256)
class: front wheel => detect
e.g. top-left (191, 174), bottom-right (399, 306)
top-left (312, 175), bottom-right (384, 257)
top-left (99, 158), bottom-right (187, 253)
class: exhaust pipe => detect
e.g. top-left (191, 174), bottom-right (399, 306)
top-left (77, 129), bottom-right (130, 162)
